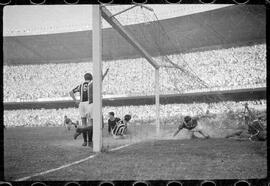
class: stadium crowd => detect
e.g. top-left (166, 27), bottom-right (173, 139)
top-left (4, 100), bottom-right (266, 128)
top-left (3, 44), bottom-right (266, 102)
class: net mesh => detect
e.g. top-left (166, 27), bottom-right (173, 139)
top-left (99, 5), bottom-right (266, 146)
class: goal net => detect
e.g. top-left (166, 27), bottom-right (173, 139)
top-left (98, 5), bottom-right (266, 149)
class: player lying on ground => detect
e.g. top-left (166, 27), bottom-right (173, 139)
top-left (111, 114), bottom-right (132, 139)
top-left (173, 116), bottom-right (210, 139)
top-left (225, 118), bottom-right (266, 141)
top-left (225, 104), bottom-right (266, 141)
top-left (64, 115), bottom-right (78, 131)
top-left (74, 114), bottom-right (131, 140)
top-left (108, 112), bottom-right (121, 135)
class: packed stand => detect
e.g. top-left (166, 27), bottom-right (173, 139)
top-left (3, 44), bottom-right (266, 102)
top-left (4, 100), bottom-right (266, 128)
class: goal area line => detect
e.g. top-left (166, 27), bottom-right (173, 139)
top-left (14, 143), bottom-right (133, 181)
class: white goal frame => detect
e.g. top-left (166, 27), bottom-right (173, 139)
top-left (92, 5), bottom-right (160, 152)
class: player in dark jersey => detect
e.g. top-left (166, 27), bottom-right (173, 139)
top-left (225, 105), bottom-right (266, 141)
top-left (108, 112), bottom-right (121, 135)
top-left (70, 68), bottom-right (109, 147)
top-left (111, 114), bottom-right (132, 139)
top-left (64, 115), bottom-right (78, 131)
top-left (74, 114), bottom-right (131, 139)
top-left (173, 116), bottom-right (210, 139)
top-left (73, 115), bottom-right (105, 140)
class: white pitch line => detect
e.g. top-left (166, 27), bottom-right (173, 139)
top-left (15, 143), bottom-right (132, 181)
top-left (110, 144), bottom-right (131, 151)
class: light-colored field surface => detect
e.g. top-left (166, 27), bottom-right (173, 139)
top-left (4, 124), bottom-right (267, 181)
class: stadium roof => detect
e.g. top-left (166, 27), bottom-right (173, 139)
top-left (3, 4), bottom-right (232, 36)
top-left (3, 5), bottom-right (265, 65)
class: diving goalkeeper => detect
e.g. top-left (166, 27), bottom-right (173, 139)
top-left (173, 116), bottom-right (210, 139)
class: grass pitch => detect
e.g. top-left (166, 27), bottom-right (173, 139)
top-left (4, 125), bottom-right (267, 181)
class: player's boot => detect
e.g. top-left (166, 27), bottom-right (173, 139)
top-left (88, 141), bottom-right (92, 147)
top-left (73, 128), bottom-right (82, 140)
top-left (82, 142), bottom-right (87, 146)
top-left (73, 132), bottom-right (80, 139)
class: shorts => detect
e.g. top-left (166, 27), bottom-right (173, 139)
top-left (189, 122), bottom-right (203, 132)
top-left (79, 102), bottom-right (93, 119)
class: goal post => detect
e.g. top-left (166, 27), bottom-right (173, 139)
top-left (101, 5), bottom-right (161, 137)
top-left (92, 5), bottom-right (103, 152)
top-left (92, 5), bottom-right (162, 152)
top-left (155, 68), bottom-right (160, 137)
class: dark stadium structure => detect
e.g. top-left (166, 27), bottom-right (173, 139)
top-left (3, 5), bottom-right (266, 110)
top-left (3, 5), bottom-right (265, 65)
top-left (3, 87), bottom-right (266, 110)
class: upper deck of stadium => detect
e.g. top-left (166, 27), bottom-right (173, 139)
top-left (3, 5), bottom-right (265, 65)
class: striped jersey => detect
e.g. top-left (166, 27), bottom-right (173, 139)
top-left (108, 117), bottom-right (121, 133)
top-left (72, 81), bottom-right (93, 103)
top-left (112, 120), bottom-right (127, 136)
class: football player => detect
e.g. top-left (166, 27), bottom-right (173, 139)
top-left (70, 68), bottom-right (109, 147)
top-left (111, 114), bottom-right (132, 139)
top-left (64, 115), bottom-right (78, 131)
top-left (108, 112), bottom-right (121, 135)
top-left (173, 116), bottom-right (210, 139)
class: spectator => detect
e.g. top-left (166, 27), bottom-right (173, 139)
top-left (3, 44), bottom-right (266, 102)
top-left (4, 100), bottom-right (266, 128)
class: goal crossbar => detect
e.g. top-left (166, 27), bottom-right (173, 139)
top-left (92, 5), bottom-right (161, 152)
top-left (100, 6), bottom-right (160, 70)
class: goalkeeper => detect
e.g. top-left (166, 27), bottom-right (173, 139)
top-left (173, 116), bottom-right (210, 139)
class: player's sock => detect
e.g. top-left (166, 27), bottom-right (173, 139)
top-left (87, 126), bottom-right (93, 147)
top-left (82, 132), bottom-right (87, 146)
top-left (87, 127), bottom-right (93, 142)
top-left (73, 128), bottom-right (82, 140)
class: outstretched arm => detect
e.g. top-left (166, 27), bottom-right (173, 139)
top-left (69, 91), bottom-right (77, 102)
top-left (173, 128), bottom-right (181, 137)
top-left (173, 123), bottom-right (184, 137)
top-left (69, 91), bottom-right (80, 106)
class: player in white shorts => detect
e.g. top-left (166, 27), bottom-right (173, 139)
top-left (70, 69), bottom-right (109, 147)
